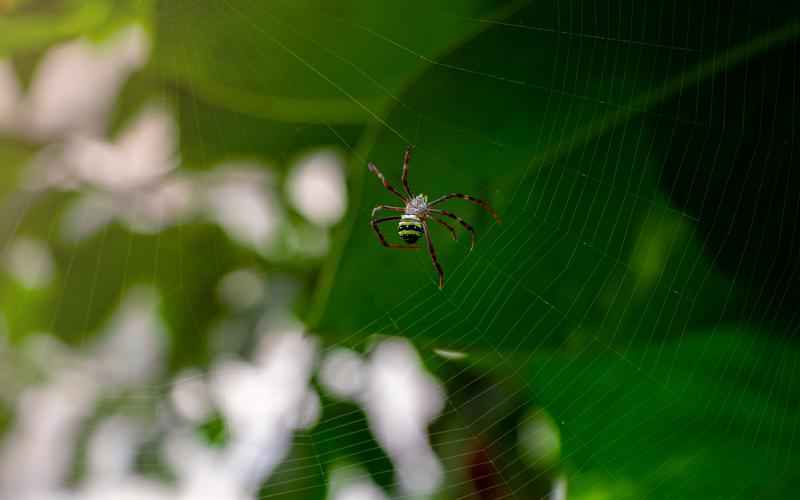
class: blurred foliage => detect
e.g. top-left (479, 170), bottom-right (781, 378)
top-left (527, 329), bottom-right (800, 499)
top-left (153, 0), bottom-right (509, 123)
top-left (0, 0), bottom-right (150, 56)
top-left (1, 0), bottom-right (799, 499)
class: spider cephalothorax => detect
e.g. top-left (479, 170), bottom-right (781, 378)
top-left (368, 146), bottom-right (501, 289)
top-left (397, 195), bottom-right (428, 243)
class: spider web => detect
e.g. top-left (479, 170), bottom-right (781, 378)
top-left (1, 1), bottom-right (799, 500)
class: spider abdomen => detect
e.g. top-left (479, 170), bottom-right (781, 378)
top-left (398, 215), bottom-right (424, 244)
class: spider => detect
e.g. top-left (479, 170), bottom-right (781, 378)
top-left (368, 146), bottom-right (501, 289)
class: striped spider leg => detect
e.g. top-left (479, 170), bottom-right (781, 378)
top-left (430, 209), bottom-right (476, 250)
top-left (368, 161), bottom-right (407, 203)
top-left (429, 193), bottom-right (502, 224)
top-left (370, 206), bottom-right (419, 249)
top-left (400, 145), bottom-right (414, 198)
top-left (422, 219), bottom-right (445, 289)
top-left (431, 217), bottom-right (458, 240)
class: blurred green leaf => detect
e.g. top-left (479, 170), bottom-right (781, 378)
top-left (307, 1), bottom-right (771, 352)
top-left (0, 0), bottom-right (148, 56)
top-left (153, 0), bottom-right (519, 123)
top-left (527, 329), bottom-right (800, 499)
top-left (0, 140), bottom-right (33, 199)
top-left (164, 87), bottom-right (365, 169)
top-left (197, 412), bottom-right (228, 447)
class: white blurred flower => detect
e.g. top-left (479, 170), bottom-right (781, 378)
top-left (1, 25), bottom-right (196, 244)
top-left (5, 26), bottom-right (304, 259)
top-left (286, 150), bottom-right (347, 227)
top-left (91, 285), bottom-right (166, 387)
top-left (327, 464), bottom-right (389, 500)
top-left (58, 193), bottom-right (117, 243)
top-left (3, 237), bottom-right (55, 289)
top-left (319, 339), bottom-right (446, 495)
top-left (0, 285), bottom-right (166, 500)
top-left (29, 103), bottom-right (194, 242)
top-left (217, 269), bottom-right (266, 310)
top-left (123, 175), bottom-right (194, 232)
top-left (171, 371), bottom-right (212, 423)
top-left (359, 338), bottom-right (445, 496)
top-left (330, 481), bottom-right (388, 500)
top-left (26, 101), bottom-right (178, 192)
top-left (551, 476), bottom-right (568, 500)
top-left (199, 165), bottom-right (283, 255)
top-left (0, 367), bottom-right (98, 496)
top-left (204, 327), bottom-right (319, 492)
top-left (0, 25), bottom-right (149, 141)
top-left (163, 430), bottom-right (251, 500)
top-left (80, 478), bottom-right (173, 500)
top-left (320, 348), bottom-right (365, 399)
top-left (55, 104), bottom-right (179, 192)
top-left (86, 416), bottom-right (144, 483)
top-left (22, 333), bottom-right (77, 375)
top-left (294, 388), bottom-right (321, 430)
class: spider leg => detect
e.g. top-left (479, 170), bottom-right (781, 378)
top-left (422, 220), bottom-right (445, 289)
top-left (400, 145), bottom-right (414, 198)
top-left (370, 216), bottom-right (419, 249)
top-left (371, 205), bottom-right (405, 218)
top-left (368, 162), bottom-right (407, 202)
top-left (429, 193), bottom-right (501, 223)
top-left (431, 209), bottom-right (476, 250)
top-left (431, 216), bottom-right (458, 241)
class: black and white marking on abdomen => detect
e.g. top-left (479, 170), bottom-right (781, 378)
top-left (398, 215), bottom-right (424, 244)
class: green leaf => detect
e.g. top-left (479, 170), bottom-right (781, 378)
top-left (528, 329), bottom-right (800, 499)
top-left (0, 0), bottom-right (147, 57)
top-left (309, 4), bottom-right (799, 351)
top-left (310, 8), bottom-right (733, 351)
top-left (153, 0), bottom-right (521, 123)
